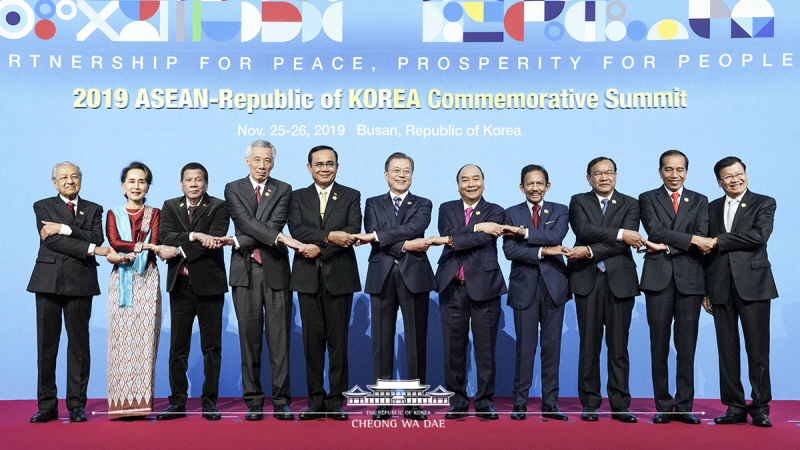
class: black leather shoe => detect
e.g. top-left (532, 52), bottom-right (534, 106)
top-left (581, 407), bottom-right (598, 422)
top-left (273, 405), bottom-right (293, 421)
top-left (202, 405), bottom-right (221, 421)
top-left (68, 407), bottom-right (87, 423)
top-left (714, 411), bottom-right (747, 425)
top-left (611, 408), bottom-right (638, 423)
top-left (674, 413), bottom-right (700, 424)
top-left (475, 406), bottom-right (498, 420)
top-left (652, 413), bottom-right (671, 424)
top-left (156, 404), bottom-right (186, 420)
top-left (244, 405), bottom-right (263, 421)
top-left (30, 409), bottom-right (59, 423)
top-left (444, 406), bottom-right (467, 420)
top-left (299, 406), bottom-right (325, 420)
top-left (510, 404), bottom-right (527, 421)
top-left (404, 406), bottom-right (427, 421)
top-left (752, 413), bottom-right (772, 427)
top-left (328, 407), bottom-right (348, 421)
top-left (373, 406), bottom-right (392, 421)
top-left (542, 404), bottom-right (568, 421)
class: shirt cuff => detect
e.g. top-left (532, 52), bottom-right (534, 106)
top-left (60, 224), bottom-right (72, 236)
top-left (587, 246), bottom-right (594, 258)
top-left (373, 231), bottom-right (379, 242)
top-left (616, 229), bottom-right (624, 241)
top-left (537, 247), bottom-right (543, 260)
top-left (178, 246), bottom-right (187, 258)
top-left (232, 236), bottom-right (241, 249)
top-left (87, 243), bottom-right (96, 255)
top-left (189, 232), bottom-right (195, 241)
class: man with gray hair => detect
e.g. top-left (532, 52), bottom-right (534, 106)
top-left (223, 140), bottom-right (304, 421)
top-left (28, 162), bottom-right (112, 423)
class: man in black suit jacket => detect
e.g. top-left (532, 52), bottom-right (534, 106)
top-left (155, 163), bottom-right (230, 421)
top-left (429, 164), bottom-right (507, 420)
top-left (700, 156), bottom-right (777, 427)
top-left (501, 165), bottom-right (571, 421)
top-left (223, 140), bottom-right (303, 421)
top-left (566, 156), bottom-right (645, 423)
top-left (288, 145), bottom-right (362, 420)
top-left (638, 150), bottom-right (708, 425)
top-left (27, 162), bottom-right (111, 423)
top-left (353, 152), bottom-right (436, 421)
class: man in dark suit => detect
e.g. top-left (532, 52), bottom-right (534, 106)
top-left (429, 164), bottom-right (507, 420)
top-left (700, 156), bottom-right (777, 427)
top-left (638, 150), bottom-right (708, 425)
top-left (566, 156), bottom-right (645, 423)
top-left (288, 145), bottom-right (362, 421)
top-left (155, 163), bottom-right (230, 421)
top-left (353, 152), bottom-right (436, 421)
top-left (223, 140), bottom-right (303, 421)
top-left (501, 164), bottom-right (571, 421)
top-left (28, 162), bottom-right (111, 423)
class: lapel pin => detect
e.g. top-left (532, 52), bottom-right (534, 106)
top-left (684, 197), bottom-right (689, 202)
top-left (407, 201), bottom-right (412, 205)
top-left (741, 203), bottom-right (746, 208)
top-left (179, 202), bottom-right (185, 207)
top-left (475, 211), bottom-right (481, 215)
top-left (203, 203), bottom-right (208, 207)
top-left (611, 199), bottom-right (617, 204)
top-left (332, 195), bottom-right (338, 201)
top-left (265, 192), bottom-right (270, 197)
top-left (544, 209), bottom-right (549, 214)
top-left (79, 211), bottom-right (84, 215)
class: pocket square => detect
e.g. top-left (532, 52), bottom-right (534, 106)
top-left (545, 221), bottom-right (555, 225)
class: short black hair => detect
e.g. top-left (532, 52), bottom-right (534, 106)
top-left (384, 152), bottom-right (415, 172)
top-left (520, 164), bottom-right (549, 185)
top-left (659, 149), bottom-right (689, 170)
top-left (180, 162), bottom-right (208, 182)
top-left (120, 161), bottom-right (153, 185)
top-left (713, 156), bottom-right (746, 179)
top-left (308, 145), bottom-right (338, 164)
top-left (586, 157), bottom-right (617, 176)
top-left (456, 164), bottom-right (484, 181)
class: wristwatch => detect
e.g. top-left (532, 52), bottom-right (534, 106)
top-left (517, 225), bottom-right (526, 236)
top-left (173, 247), bottom-right (182, 256)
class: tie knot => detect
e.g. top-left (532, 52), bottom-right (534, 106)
top-left (671, 192), bottom-right (680, 201)
top-left (465, 207), bottom-right (474, 215)
top-left (601, 198), bottom-right (609, 206)
top-left (394, 196), bottom-right (401, 205)
top-left (532, 204), bottom-right (541, 214)
top-left (189, 205), bottom-right (198, 211)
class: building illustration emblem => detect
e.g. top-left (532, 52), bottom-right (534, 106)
top-left (344, 379), bottom-right (453, 406)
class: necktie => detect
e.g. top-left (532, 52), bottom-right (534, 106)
top-left (726, 198), bottom-right (738, 232)
top-left (597, 198), bottom-right (609, 272)
top-left (457, 207), bottom-right (474, 280)
top-left (67, 201), bottom-right (76, 218)
top-left (532, 204), bottom-right (541, 229)
top-left (253, 186), bottom-right (262, 264)
top-left (320, 190), bottom-right (328, 218)
top-left (188, 205), bottom-right (198, 224)
top-left (394, 196), bottom-right (401, 216)
top-left (671, 192), bottom-right (680, 214)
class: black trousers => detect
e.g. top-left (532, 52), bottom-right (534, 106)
top-left (167, 275), bottom-right (224, 408)
top-left (713, 281), bottom-right (771, 416)
top-left (440, 281), bottom-right (500, 409)
top-left (35, 293), bottom-right (92, 411)
top-left (575, 272), bottom-right (634, 410)
top-left (232, 263), bottom-right (292, 407)
top-left (512, 276), bottom-right (565, 407)
top-left (644, 278), bottom-right (701, 412)
top-left (298, 274), bottom-right (352, 410)
top-left (371, 265), bottom-right (429, 384)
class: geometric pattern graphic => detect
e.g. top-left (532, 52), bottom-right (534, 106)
top-left (688, 0), bottom-right (731, 38)
top-left (564, 1), bottom-right (607, 42)
top-left (647, 19), bottom-right (690, 40)
top-left (731, 0), bottom-right (774, 38)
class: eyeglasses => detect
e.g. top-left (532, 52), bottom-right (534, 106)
top-left (388, 168), bottom-right (412, 176)
top-left (719, 172), bottom-right (745, 182)
top-left (313, 161), bottom-right (336, 169)
top-left (590, 171), bottom-right (616, 178)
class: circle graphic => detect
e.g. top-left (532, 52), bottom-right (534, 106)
top-left (35, 18), bottom-right (55, 39)
top-left (0, 0), bottom-right (35, 39)
top-left (626, 20), bottom-right (647, 41)
top-left (36, 0), bottom-right (55, 20)
top-left (544, 22), bottom-right (564, 41)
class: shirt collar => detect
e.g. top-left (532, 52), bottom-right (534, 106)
top-left (249, 176), bottom-right (267, 191)
top-left (389, 191), bottom-right (409, 202)
top-left (59, 194), bottom-right (78, 206)
top-left (526, 199), bottom-right (544, 211)
top-left (726, 189), bottom-right (747, 203)
top-left (664, 185), bottom-right (684, 197)
top-left (315, 183), bottom-right (333, 195)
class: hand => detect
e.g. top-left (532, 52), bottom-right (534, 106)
top-left (692, 236), bottom-right (717, 254)
top-left (297, 243), bottom-right (321, 259)
top-left (214, 236), bottom-right (235, 247)
top-left (501, 225), bottom-right (521, 236)
top-left (542, 246), bottom-right (570, 257)
top-left (565, 246), bottom-right (590, 261)
top-left (427, 236), bottom-right (450, 246)
top-left (637, 240), bottom-right (668, 253)
top-left (40, 221), bottom-right (62, 240)
top-left (105, 247), bottom-right (129, 264)
top-left (94, 246), bottom-right (111, 257)
top-left (277, 234), bottom-right (303, 251)
top-left (155, 245), bottom-right (178, 260)
top-left (352, 233), bottom-right (376, 246)
top-left (403, 238), bottom-right (432, 252)
top-left (326, 231), bottom-right (357, 247)
top-left (621, 230), bottom-right (646, 248)
top-left (193, 232), bottom-right (218, 249)
top-left (702, 296), bottom-right (713, 315)
top-left (475, 222), bottom-right (504, 236)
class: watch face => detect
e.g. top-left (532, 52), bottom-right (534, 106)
top-left (174, 248), bottom-right (181, 255)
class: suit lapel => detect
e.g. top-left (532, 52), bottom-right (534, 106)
top-left (656, 188), bottom-right (677, 221)
top-left (712, 197), bottom-right (726, 234)
top-left (380, 193), bottom-right (396, 224)
top-left (466, 197), bottom-right (486, 227)
top-left (255, 179), bottom-right (276, 220)
top-left (583, 192), bottom-right (603, 225)
top-left (731, 190), bottom-right (755, 231)
top-left (396, 193), bottom-right (415, 224)
top-left (673, 189), bottom-right (693, 229)
top-left (601, 191), bottom-right (620, 226)
top-left (538, 201), bottom-right (551, 229)
top-left (70, 195), bottom-right (86, 227)
top-left (189, 194), bottom-right (212, 230)
top-left (321, 182), bottom-right (337, 228)
top-left (174, 197), bottom-right (191, 231)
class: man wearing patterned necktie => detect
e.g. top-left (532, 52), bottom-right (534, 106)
top-left (352, 152), bottom-right (436, 421)
top-left (638, 150), bottom-right (709, 425)
top-left (699, 156), bottom-right (777, 427)
top-left (565, 156), bottom-right (645, 423)
top-left (430, 164), bottom-right (507, 420)
top-left (223, 140), bottom-right (303, 421)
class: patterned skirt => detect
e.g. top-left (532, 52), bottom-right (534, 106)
top-left (107, 261), bottom-right (161, 417)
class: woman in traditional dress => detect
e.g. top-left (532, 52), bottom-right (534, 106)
top-left (105, 162), bottom-right (162, 418)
